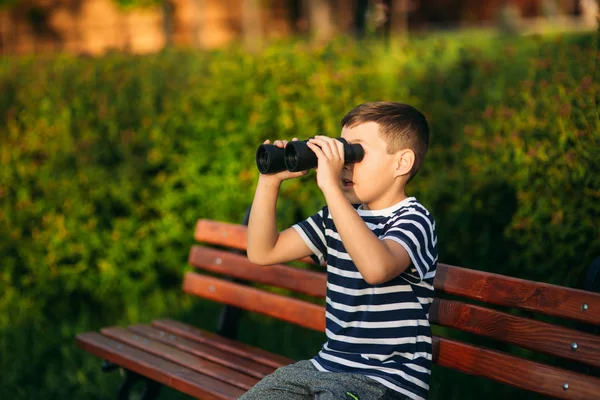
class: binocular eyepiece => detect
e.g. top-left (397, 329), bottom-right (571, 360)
top-left (256, 138), bottom-right (364, 174)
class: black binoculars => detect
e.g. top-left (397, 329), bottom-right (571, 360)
top-left (256, 138), bottom-right (364, 174)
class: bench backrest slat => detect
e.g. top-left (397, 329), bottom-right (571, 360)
top-left (194, 220), bottom-right (249, 250)
top-left (433, 336), bottom-right (600, 400)
top-left (436, 264), bottom-right (600, 325)
top-left (194, 219), bottom-right (314, 264)
top-left (182, 272), bottom-right (325, 332)
top-left (189, 245), bottom-right (326, 298)
top-left (430, 298), bottom-right (600, 368)
top-left (194, 220), bottom-right (600, 326)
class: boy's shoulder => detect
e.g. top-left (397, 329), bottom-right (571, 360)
top-left (390, 197), bottom-right (434, 218)
top-left (384, 198), bottom-right (436, 232)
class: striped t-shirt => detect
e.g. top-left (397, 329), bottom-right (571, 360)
top-left (292, 197), bottom-right (438, 400)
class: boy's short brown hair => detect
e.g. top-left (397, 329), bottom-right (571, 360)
top-left (341, 102), bottom-right (429, 181)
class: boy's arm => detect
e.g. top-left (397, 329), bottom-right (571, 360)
top-left (307, 136), bottom-right (411, 284)
top-left (321, 189), bottom-right (411, 284)
top-left (246, 175), bottom-right (313, 266)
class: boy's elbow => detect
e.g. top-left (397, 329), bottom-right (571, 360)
top-left (362, 262), bottom-right (405, 285)
top-left (363, 273), bottom-right (389, 285)
top-left (247, 250), bottom-right (264, 265)
top-left (247, 250), bottom-right (272, 266)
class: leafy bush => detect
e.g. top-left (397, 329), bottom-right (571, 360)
top-left (0, 31), bottom-right (598, 399)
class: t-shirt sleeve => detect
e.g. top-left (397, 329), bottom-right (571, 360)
top-left (380, 212), bottom-right (437, 281)
top-left (292, 207), bottom-right (328, 266)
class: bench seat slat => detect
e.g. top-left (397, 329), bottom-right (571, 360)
top-left (430, 298), bottom-right (600, 368)
top-left (75, 332), bottom-right (244, 400)
top-left (101, 326), bottom-right (258, 390)
top-left (433, 336), bottom-right (600, 400)
top-left (194, 220), bottom-right (600, 325)
top-left (189, 245), bottom-right (327, 298)
top-left (183, 272), bottom-right (325, 332)
top-left (127, 324), bottom-right (274, 379)
top-left (436, 264), bottom-right (600, 325)
top-left (152, 319), bottom-right (292, 368)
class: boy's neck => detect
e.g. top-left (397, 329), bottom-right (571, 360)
top-left (362, 189), bottom-right (408, 211)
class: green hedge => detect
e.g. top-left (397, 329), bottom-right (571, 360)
top-left (1, 31), bottom-right (599, 399)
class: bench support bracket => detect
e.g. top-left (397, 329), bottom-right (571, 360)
top-left (102, 361), bottom-right (162, 400)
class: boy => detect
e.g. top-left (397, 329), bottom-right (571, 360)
top-left (243, 102), bottom-right (437, 400)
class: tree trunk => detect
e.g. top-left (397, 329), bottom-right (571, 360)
top-left (305, 0), bottom-right (334, 43)
top-left (242, 0), bottom-right (262, 52)
top-left (354, 0), bottom-right (369, 39)
top-left (162, 0), bottom-right (173, 47)
top-left (390, 0), bottom-right (411, 39)
top-left (0, 10), bottom-right (8, 54)
top-left (191, 0), bottom-right (204, 48)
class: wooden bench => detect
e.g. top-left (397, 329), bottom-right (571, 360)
top-left (76, 217), bottom-right (600, 400)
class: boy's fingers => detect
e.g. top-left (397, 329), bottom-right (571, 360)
top-left (334, 139), bottom-right (344, 161)
top-left (292, 137), bottom-right (298, 141)
top-left (307, 141), bottom-right (325, 158)
top-left (310, 138), bottom-right (334, 159)
top-left (264, 139), bottom-right (271, 144)
top-left (326, 138), bottom-right (343, 160)
top-left (321, 142), bottom-right (335, 159)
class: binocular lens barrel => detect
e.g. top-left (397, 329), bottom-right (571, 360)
top-left (256, 144), bottom-right (287, 174)
top-left (256, 138), bottom-right (364, 174)
top-left (284, 140), bottom-right (315, 172)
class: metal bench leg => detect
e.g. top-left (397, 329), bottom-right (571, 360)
top-left (584, 257), bottom-right (600, 294)
top-left (102, 361), bottom-right (161, 400)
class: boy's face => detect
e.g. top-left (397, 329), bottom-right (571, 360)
top-left (340, 122), bottom-right (403, 209)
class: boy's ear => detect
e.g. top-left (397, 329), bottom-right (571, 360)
top-left (394, 149), bottom-right (415, 178)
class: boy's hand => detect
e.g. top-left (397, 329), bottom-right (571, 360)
top-left (259, 138), bottom-right (308, 185)
top-left (306, 135), bottom-right (344, 194)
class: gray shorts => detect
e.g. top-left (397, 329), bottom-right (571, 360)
top-left (239, 360), bottom-right (411, 400)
